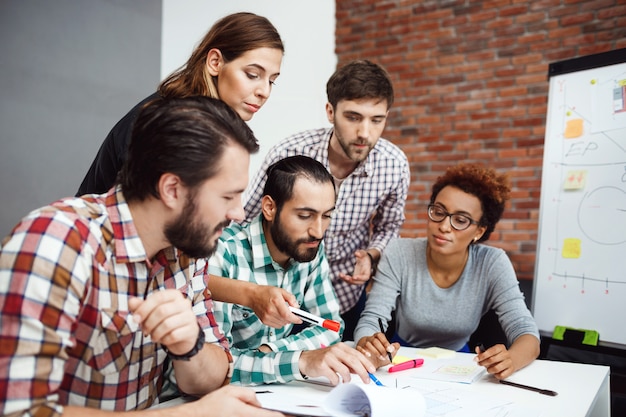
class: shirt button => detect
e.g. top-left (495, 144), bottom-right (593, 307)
top-left (243, 312), bottom-right (249, 318)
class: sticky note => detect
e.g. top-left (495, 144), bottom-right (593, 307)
top-left (563, 170), bottom-right (587, 190)
top-left (564, 118), bottom-right (583, 138)
top-left (419, 347), bottom-right (456, 359)
top-left (562, 238), bottom-right (581, 259)
top-left (392, 355), bottom-right (411, 364)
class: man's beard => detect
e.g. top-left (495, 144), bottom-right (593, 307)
top-left (335, 126), bottom-right (370, 163)
top-left (269, 212), bottom-right (321, 263)
top-left (164, 194), bottom-right (229, 259)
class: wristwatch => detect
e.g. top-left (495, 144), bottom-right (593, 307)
top-left (165, 325), bottom-right (205, 361)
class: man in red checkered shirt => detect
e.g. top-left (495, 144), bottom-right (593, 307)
top-left (0, 97), bottom-right (283, 417)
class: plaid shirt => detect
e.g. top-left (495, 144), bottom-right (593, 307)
top-left (208, 215), bottom-right (342, 385)
top-left (243, 128), bottom-right (410, 313)
top-left (0, 186), bottom-right (229, 416)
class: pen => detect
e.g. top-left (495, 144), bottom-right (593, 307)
top-left (500, 379), bottom-right (558, 396)
top-left (378, 317), bottom-right (394, 363)
top-left (388, 358), bottom-right (424, 373)
top-left (288, 306), bottom-right (341, 332)
top-left (368, 372), bottom-right (385, 386)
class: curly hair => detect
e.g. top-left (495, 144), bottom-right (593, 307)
top-left (430, 163), bottom-right (510, 242)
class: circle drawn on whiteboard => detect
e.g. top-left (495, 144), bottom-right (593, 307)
top-left (578, 186), bottom-right (626, 245)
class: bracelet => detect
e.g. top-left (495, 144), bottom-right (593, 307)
top-left (166, 325), bottom-right (205, 361)
top-left (366, 251), bottom-right (377, 275)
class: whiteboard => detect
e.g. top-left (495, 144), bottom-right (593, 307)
top-left (532, 49), bottom-right (626, 347)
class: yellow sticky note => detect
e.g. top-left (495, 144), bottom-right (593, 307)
top-left (562, 238), bottom-right (582, 259)
top-left (391, 355), bottom-right (411, 364)
top-left (420, 347), bottom-right (456, 359)
top-left (564, 118), bottom-right (583, 138)
top-left (563, 170), bottom-right (587, 190)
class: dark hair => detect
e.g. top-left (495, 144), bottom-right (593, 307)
top-left (263, 156), bottom-right (335, 212)
top-left (430, 163), bottom-right (510, 242)
top-left (119, 96), bottom-right (259, 202)
top-left (158, 12), bottom-right (284, 99)
top-left (326, 60), bottom-right (394, 109)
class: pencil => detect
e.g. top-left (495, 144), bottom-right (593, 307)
top-left (378, 317), bottom-right (393, 363)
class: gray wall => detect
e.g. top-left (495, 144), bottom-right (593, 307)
top-left (0, 0), bottom-right (161, 237)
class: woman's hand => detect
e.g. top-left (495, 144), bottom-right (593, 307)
top-left (355, 333), bottom-right (399, 369)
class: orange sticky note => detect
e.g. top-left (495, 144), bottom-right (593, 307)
top-left (564, 118), bottom-right (583, 139)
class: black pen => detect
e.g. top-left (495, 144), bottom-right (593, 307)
top-left (500, 379), bottom-right (558, 396)
top-left (377, 317), bottom-right (393, 363)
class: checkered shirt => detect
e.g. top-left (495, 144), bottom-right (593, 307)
top-left (208, 215), bottom-right (342, 385)
top-left (0, 186), bottom-right (230, 416)
top-left (243, 128), bottom-right (410, 313)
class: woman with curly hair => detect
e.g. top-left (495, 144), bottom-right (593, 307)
top-left (355, 163), bottom-right (540, 379)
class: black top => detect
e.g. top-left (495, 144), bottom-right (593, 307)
top-left (76, 93), bottom-right (160, 196)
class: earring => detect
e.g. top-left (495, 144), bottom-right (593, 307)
top-left (473, 237), bottom-right (478, 242)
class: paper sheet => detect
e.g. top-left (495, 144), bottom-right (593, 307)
top-left (324, 382), bottom-right (426, 417)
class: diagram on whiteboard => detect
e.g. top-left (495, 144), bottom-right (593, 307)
top-left (533, 59), bottom-right (626, 346)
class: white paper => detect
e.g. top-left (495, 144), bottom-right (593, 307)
top-left (324, 383), bottom-right (426, 417)
top-left (258, 391), bottom-right (331, 416)
top-left (406, 353), bottom-right (486, 384)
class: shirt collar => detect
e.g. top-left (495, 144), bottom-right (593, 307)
top-left (104, 186), bottom-right (150, 264)
top-left (248, 214), bottom-right (295, 271)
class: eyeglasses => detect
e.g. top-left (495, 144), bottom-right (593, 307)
top-left (427, 204), bottom-right (480, 231)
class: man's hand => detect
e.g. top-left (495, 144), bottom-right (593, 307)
top-left (128, 289), bottom-right (198, 356)
top-left (185, 385), bottom-right (285, 417)
top-left (356, 333), bottom-right (399, 369)
top-left (249, 286), bottom-right (301, 328)
top-left (337, 249), bottom-right (374, 285)
top-left (299, 343), bottom-right (377, 385)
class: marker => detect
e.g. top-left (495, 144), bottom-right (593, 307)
top-left (289, 306), bottom-right (341, 332)
top-left (378, 317), bottom-right (394, 363)
top-left (368, 372), bottom-right (385, 386)
top-left (500, 379), bottom-right (558, 396)
top-left (388, 358), bottom-right (424, 373)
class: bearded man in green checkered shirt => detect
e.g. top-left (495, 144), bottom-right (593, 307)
top-left (208, 156), bottom-right (376, 385)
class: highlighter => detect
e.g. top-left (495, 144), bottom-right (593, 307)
top-left (388, 358), bottom-right (424, 373)
top-left (288, 306), bottom-right (341, 332)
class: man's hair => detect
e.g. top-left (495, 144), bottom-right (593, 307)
top-left (158, 12), bottom-right (284, 99)
top-left (263, 156), bottom-right (335, 212)
top-left (119, 96), bottom-right (259, 202)
top-left (326, 60), bottom-right (394, 109)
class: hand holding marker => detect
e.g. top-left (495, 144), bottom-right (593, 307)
top-left (288, 306), bottom-right (341, 332)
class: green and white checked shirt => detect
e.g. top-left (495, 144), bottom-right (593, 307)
top-left (208, 215), bottom-right (343, 385)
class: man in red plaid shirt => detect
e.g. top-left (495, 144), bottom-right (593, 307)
top-left (0, 97), bottom-right (283, 417)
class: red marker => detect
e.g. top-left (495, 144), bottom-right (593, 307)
top-left (388, 358), bottom-right (424, 373)
top-left (289, 306), bottom-right (341, 332)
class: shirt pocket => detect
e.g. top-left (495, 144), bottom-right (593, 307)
top-left (89, 309), bottom-right (139, 375)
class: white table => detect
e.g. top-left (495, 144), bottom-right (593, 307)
top-left (154, 347), bottom-right (610, 417)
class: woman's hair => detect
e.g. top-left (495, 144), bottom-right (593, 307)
top-left (119, 96), bottom-right (259, 202)
top-left (158, 12), bottom-right (284, 99)
top-left (430, 163), bottom-right (510, 242)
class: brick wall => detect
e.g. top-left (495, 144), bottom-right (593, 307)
top-left (335, 0), bottom-right (626, 281)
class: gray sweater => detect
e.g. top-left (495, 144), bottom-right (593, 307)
top-left (354, 238), bottom-right (539, 350)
